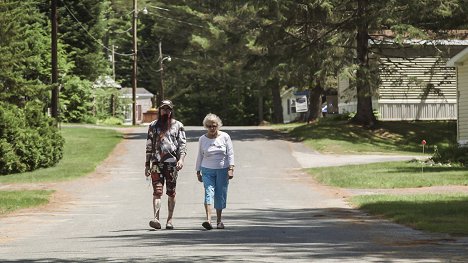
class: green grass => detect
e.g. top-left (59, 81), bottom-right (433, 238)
top-left (277, 119), bottom-right (456, 154)
top-left (308, 161), bottom-right (468, 188)
top-left (351, 194), bottom-right (468, 236)
top-left (0, 190), bottom-right (54, 215)
top-left (0, 127), bottom-right (122, 183)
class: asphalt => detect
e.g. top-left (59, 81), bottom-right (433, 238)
top-left (0, 125), bottom-right (467, 262)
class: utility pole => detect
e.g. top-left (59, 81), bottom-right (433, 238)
top-left (158, 41), bottom-right (164, 105)
top-left (131, 0), bottom-right (138, 125)
top-left (51, 0), bottom-right (59, 121)
top-left (111, 44), bottom-right (116, 80)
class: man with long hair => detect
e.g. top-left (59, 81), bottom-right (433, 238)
top-left (145, 100), bottom-right (187, 230)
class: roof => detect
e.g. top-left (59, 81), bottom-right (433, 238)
top-left (93, 75), bottom-right (122, 89)
top-left (120, 88), bottom-right (154, 98)
top-left (447, 47), bottom-right (468, 66)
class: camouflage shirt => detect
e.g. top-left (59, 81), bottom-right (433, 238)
top-left (145, 119), bottom-right (187, 166)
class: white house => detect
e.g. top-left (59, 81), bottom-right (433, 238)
top-left (280, 88), bottom-right (309, 123)
top-left (447, 47), bottom-right (468, 146)
top-left (120, 88), bottom-right (154, 124)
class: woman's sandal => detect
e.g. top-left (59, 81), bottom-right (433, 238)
top-left (202, 221), bottom-right (213, 230)
top-left (216, 222), bottom-right (225, 229)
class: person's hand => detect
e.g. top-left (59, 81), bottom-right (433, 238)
top-left (197, 172), bottom-right (202, 182)
top-left (176, 160), bottom-right (184, 171)
top-left (145, 166), bottom-right (151, 178)
top-left (228, 169), bottom-right (234, 180)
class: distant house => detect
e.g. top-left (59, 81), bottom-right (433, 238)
top-left (338, 38), bottom-right (468, 121)
top-left (280, 88), bottom-right (310, 123)
top-left (120, 88), bottom-right (154, 124)
top-left (447, 47), bottom-right (468, 146)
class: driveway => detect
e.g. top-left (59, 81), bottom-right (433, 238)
top-left (0, 125), bottom-right (467, 262)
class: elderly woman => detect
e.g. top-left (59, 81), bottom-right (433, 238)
top-left (196, 113), bottom-right (235, 230)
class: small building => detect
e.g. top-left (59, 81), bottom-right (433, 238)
top-left (447, 47), bottom-right (468, 146)
top-left (120, 88), bottom-right (154, 124)
top-left (280, 88), bottom-right (309, 123)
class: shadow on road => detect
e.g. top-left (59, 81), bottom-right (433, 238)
top-left (123, 128), bottom-right (289, 143)
top-left (3, 207), bottom-right (463, 262)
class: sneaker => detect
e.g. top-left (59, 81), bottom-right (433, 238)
top-left (166, 223), bottom-right (174, 230)
top-left (149, 219), bottom-right (161, 229)
top-left (217, 222), bottom-right (225, 229)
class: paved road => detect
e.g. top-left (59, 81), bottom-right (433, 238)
top-left (0, 126), bottom-right (467, 262)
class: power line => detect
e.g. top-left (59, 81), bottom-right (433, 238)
top-left (62, 2), bottom-right (134, 56)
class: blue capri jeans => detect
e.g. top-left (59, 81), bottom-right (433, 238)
top-left (201, 167), bottom-right (229, 210)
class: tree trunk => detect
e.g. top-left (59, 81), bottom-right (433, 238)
top-left (269, 77), bottom-right (283, 124)
top-left (258, 93), bottom-right (264, 124)
top-left (351, 0), bottom-right (377, 127)
top-left (307, 83), bottom-right (324, 122)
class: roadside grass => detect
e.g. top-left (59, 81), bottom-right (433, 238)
top-left (0, 127), bottom-right (122, 215)
top-left (350, 194), bottom-right (468, 236)
top-left (307, 160), bottom-right (468, 236)
top-left (0, 190), bottom-right (54, 215)
top-left (275, 119), bottom-right (456, 154)
top-left (307, 161), bottom-right (468, 188)
top-left (0, 127), bottom-right (122, 183)
top-left (281, 119), bottom-right (468, 236)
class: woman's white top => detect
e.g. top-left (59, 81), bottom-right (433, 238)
top-left (196, 131), bottom-right (235, 170)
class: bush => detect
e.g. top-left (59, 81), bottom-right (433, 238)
top-left (0, 102), bottom-right (64, 175)
top-left (99, 117), bottom-right (123, 126)
top-left (431, 144), bottom-right (468, 166)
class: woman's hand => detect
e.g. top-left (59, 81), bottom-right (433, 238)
top-left (228, 169), bottom-right (234, 180)
top-left (197, 172), bottom-right (202, 182)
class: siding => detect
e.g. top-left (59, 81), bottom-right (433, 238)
top-left (337, 57), bottom-right (458, 120)
top-left (379, 57), bottom-right (457, 101)
top-left (458, 64), bottom-right (468, 143)
top-left (378, 57), bottom-right (457, 120)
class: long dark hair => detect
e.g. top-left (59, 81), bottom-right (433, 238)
top-left (156, 108), bottom-right (174, 133)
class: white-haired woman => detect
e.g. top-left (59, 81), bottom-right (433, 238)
top-left (195, 113), bottom-right (235, 230)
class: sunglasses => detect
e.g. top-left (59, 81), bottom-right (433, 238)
top-left (206, 125), bottom-right (218, 128)
top-left (160, 107), bottom-right (172, 111)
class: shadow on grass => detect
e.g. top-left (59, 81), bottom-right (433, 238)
top-left (288, 120), bottom-right (456, 153)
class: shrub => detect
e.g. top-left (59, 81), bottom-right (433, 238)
top-left (431, 144), bottom-right (468, 166)
top-left (0, 102), bottom-right (64, 175)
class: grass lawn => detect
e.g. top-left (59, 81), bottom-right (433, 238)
top-left (351, 194), bottom-right (468, 236)
top-left (0, 190), bottom-right (54, 215)
top-left (276, 119), bottom-right (456, 154)
top-left (280, 119), bottom-right (468, 236)
top-left (308, 161), bottom-right (468, 188)
top-left (0, 127), bottom-right (122, 215)
top-left (0, 127), bottom-right (122, 183)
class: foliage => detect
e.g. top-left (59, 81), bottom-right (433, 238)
top-left (93, 87), bottom-right (126, 120)
top-left (60, 76), bottom-right (94, 123)
top-left (0, 0), bottom-right (52, 107)
top-left (0, 102), bottom-right (64, 175)
top-left (58, 0), bottom-right (111, 80)
top-left (431, 144), bottom-right (468, 166)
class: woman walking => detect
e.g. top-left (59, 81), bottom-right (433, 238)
top-left (195, 113), bottom-right (235, 230)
